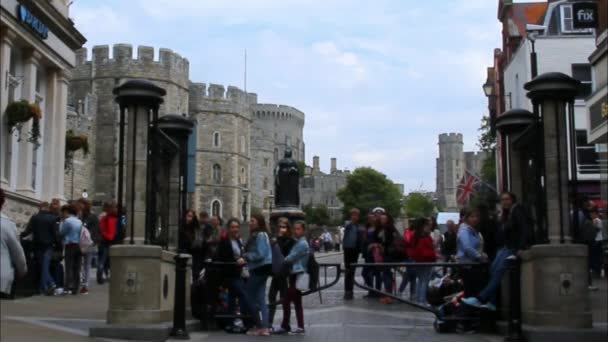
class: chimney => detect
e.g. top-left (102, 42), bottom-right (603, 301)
top-left (330, 158), bottom-right (337, 174)
top-left (313, 156), bottom-right (320, 175)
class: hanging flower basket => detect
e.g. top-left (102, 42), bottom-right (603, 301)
top-left (65, 130), bottom-right (89, 156)
top-left (5, 100), bottom-right (42, 147)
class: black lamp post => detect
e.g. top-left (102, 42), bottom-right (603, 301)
top-left (113, 80), bottom-right (166, 245)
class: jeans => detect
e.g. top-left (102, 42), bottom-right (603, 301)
top-left (478, 247), bottom-right (514, 305)
top-left (64, 244), bottom-right (82, 292)
top-left (398, 267), bottom-right (417, 298)
top-left (362, 253), bottom-right (382, 296)
top-left (415, 267), bottom-right (432, 304)
top-left (246, 270), bottom-right (270, 328)
top-left (36, 247), bottom-right (55, 292)
top-left (227, 277), bottom-right (253, 327)
top-left (268, 275), bottom-right (288, 325)
top-left (344, 248), bottom-right (359, 293)
top-left (281, 275), bottom-right (304, 330)
top-left (81, 250), bottom-right (93, 288)
top-left (381, 267), bottom-right (393, 294)
top-left (97, 242), bottom-right (110, 282)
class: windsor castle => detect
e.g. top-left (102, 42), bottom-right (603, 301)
top-left (65, 44), bottom-right (307, 220)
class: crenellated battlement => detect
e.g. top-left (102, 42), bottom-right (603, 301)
top-left (438, 132), bottom-right (463, 144)
top-left (189, 82), bottom-right (257, 104)
top-left (251, 103), bottom-right (305, 125)
top-left (74, 44), bottom-right (190, 88)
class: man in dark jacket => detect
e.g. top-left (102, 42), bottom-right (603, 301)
top-left (462, 192), bottom-right (530, 311)
top-left (441, 220), bottom-right (458, 260)
top-left (21, 202), bottom-right (59, 295)
top-left (342, 208), bottom-right (362, 300)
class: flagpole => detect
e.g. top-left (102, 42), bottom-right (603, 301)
top-left (244, 49), bottom-right (247, 93)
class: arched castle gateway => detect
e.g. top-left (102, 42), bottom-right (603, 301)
top-left (68, 44), bottom-right (305, 220)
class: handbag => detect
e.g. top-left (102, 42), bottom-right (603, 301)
top-left (295, 273), bottom-right (309, 291)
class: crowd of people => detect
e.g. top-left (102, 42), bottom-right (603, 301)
top-left (181, 212), bottom-right (311, 336)
top-left (0, 187), bottom-right (125, 298)
top-left (341, 191), bottom-right (606, 311)
top-left (1, 186), bottom-right (605, 334)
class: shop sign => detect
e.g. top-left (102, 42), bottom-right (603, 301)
top-left (18, 4), bottom-right (49, 40)
top-left (573, 2), bottom-right (598, 29)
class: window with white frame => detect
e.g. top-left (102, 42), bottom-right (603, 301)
top-left (211, 200), bottom-right (222, 218)
top-left (212, 164), bottom-right (221, 184)
top-left (560, 4), bottom-right (594, 34)
top-left (213, 131), bottom-right (220, 147)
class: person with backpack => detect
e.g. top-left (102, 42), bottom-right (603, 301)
top-left (376, 212), bottom-right (400, 304)
top-left (98, 200), bottom-right (119, 284)
top-left (59, 204), bottom-right (83, 295)
top-left (268, 218), bottom-right (295, 328)
top-left (20, 201), bottom-right (59, 295)
top-left (342, 208), bottom-right (362, 300)
top-left (462, 192), bottom-right (531, 311)
top-left (77, 198), bottom-right (99, 294)
top-left (273, 220), bottom-right (309, 335)
top-left (243, 214), bottom-right (273, 336)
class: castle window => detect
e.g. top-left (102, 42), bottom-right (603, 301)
top-left (274, 148), bottom-right (279, 163)
top-left (264, 158), bottom-right (269, 167)
top-left (213, 131), bottom-right (221, 148)
top-left (263, 177), bottom-right (268, 190)
top-left (241, 136), bottom-right (246, 153)
top-left (211, 200), bottom-right (222, 218)
top-left (241, 167), bottom-right (246, 185)
top-left (213, 164), bottom-right (222, 184)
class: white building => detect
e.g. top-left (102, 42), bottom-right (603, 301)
top-left (502, 0), bottom-right (600, 188)
top-left (1, 0), bottom-right (86, 226)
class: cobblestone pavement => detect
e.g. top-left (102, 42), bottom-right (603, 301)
top-left (1, 252), bottom-right (605, 342)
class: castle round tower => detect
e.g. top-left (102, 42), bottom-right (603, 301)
top-left (189, 83), bottom-right (256, 220)
top-left (436, 133), bottom-right (464, 210)
top-left (70, 44), bottom-right (189, 202)
top-left (250, 104), bottom-right (305, 214)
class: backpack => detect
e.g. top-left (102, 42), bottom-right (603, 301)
top-left (307, 253), bottom-right (319, 291)
top-left (114, 215), bottom-right (126, 243)
top-left (79, 224), bottom-right (94, 254)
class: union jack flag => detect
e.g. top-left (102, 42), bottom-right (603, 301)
top-left (456, 171), bottom-right (480, 206)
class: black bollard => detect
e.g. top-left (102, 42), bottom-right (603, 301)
top-left (504, 255), bottom-right (524, 342)
top-left (170, 254), bottom-right (190, 339)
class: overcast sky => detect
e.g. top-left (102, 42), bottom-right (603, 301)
top-left (72, 0), bottom-right (511, 193)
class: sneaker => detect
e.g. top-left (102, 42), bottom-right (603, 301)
top-left (246, 328), bottom-right (258, 336)
top-left (482, 303), bottom-right (496, 311)
top-left (379, 297), bottom-right (394, 304)
top-left (46, 286), bottom-right (57, 296)
top-left (257, 328), bottom-right (271, 336)
top-left (271, 327), bottom-right (290, 335)
top-left (80, 287), bottom-right (89, 295)
top-left (54, 287), bottom-right (65, 296)
top-left (462, 297), bottom-right (484, 308)
top-left (289, 328), bottom-right (305, 336)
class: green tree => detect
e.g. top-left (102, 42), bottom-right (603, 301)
top-left (303, 203), bottom-right (330, 226)
top-left (337, 167), bottom-right (402, 218)
top-left (474, 115), bottom-right (498, 208)
top-left (297, 161), bottom-right (307, 178)
top-left (477, 115), bottom-right (496, 152)
top-left (404, 193), bottom-right (435, 218)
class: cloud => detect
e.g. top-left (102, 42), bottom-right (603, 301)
top-left (71, 0), bottom-right (501, 192)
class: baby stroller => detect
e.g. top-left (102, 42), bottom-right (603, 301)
top-left (427, 271), bottom-right (484, 333)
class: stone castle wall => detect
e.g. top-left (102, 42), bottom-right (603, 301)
top-left (70, 44), bottom-right (190, 202)
top-left (250, 104), bottom-right (305, 213)
top-left (189, 83), bottom-right (255, 219)
top-left (63, 94), bottom-right (97, 200)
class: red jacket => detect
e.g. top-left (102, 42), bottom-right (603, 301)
top-left (408, 236), bottom-right (437, 262)
top-left (100, 215), bottom-right (117, 242)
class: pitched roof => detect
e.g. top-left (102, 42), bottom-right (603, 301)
top-left (499, 1), bottom-right (549, 37)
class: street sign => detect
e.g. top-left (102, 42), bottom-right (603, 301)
top-left (573, 2), bottom-right (599, 29)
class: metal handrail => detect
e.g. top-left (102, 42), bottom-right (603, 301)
top-left (349, 261), bottom-right (488, 315)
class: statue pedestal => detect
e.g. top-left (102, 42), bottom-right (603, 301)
top-left (270, 206), bottom-right (305, 233)
top-left (89, 245), bottom-right (192, 340)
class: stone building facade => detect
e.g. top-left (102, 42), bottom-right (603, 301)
top-left (300, 156), bottom-right (348, 222)
top-left (66, 43), bottom-right (305, 222)
top-left (1, 0), bottom-right (86, 227)
top-left (436, 133), bottom-right (487, 210)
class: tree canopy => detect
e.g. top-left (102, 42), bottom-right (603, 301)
top-left (303, 203), bottom-right (330, 226)
top-left (337, 167), bottom-right (402, 218)
top-left (403, 192), bottom-right (435, 218)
